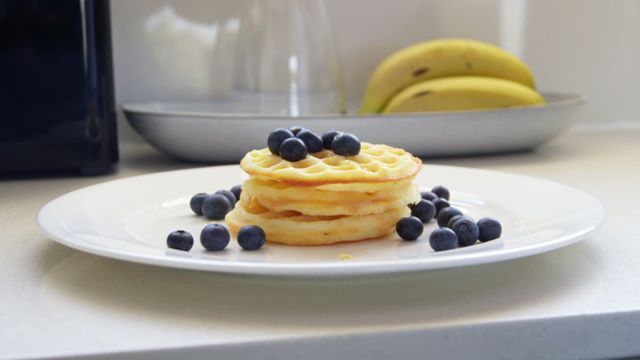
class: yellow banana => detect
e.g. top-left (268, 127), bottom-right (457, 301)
top-left (360, 39), bottom-right (536, 113)
top-left (382, 76), bottom-right (545, 113)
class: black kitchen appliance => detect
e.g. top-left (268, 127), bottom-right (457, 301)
top-left (0, 0), bottom-right (117, 175)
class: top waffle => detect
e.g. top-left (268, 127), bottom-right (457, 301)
top-left (240, 142), bottom-right (422, 185)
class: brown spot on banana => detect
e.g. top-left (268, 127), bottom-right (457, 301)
top-left (412, 67), bottom-right (429, 77)
top-left (466, 62), bottom-right (472, 70)
top-left (414, 90), bottom-right (431, 98)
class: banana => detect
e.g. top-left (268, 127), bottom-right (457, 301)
top-left (360, 39), bottom-right (536, 113)
top-left (382, 76), bottom-right (545, 113)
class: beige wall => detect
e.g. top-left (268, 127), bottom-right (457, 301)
top-left (112, 0), bottom-right (640, 142)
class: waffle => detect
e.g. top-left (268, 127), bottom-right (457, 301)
top-left (226, 196), bottom-right (411, 246)
top-left (240, 142), bottom-right (422, 186)
top-left (242, 177), bottom-right (420, 216)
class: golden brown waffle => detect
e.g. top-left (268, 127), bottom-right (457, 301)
top-left (240, 142), bottom-right (422, 186)
top-left (225, 197), bottom-right (410, 246)
top-left (242, 177), bottom-right (420, 216)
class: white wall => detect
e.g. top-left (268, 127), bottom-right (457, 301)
top-left (111, 0), bottom-right (640, 143)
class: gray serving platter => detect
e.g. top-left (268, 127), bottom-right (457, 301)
top-left (124, 93), bottom-right (585, 163)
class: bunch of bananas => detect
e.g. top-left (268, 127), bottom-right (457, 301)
top-left (360, 39), bottom-right (545, 114)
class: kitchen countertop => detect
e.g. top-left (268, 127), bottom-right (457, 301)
top-left (2, 130), bottom-right (640, 360)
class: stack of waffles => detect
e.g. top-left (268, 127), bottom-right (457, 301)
top-left (225, 142), bottom-right (422, 245)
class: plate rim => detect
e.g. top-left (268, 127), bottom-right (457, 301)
top-left (37, 164), bottom-right (605, 277)
top-left (122, 92), bottom-right (586, 120)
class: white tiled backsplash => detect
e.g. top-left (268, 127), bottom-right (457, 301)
top-left (112, 0), bottom-right (640, 142)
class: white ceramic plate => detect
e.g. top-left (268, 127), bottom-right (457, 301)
top-left (124, 93), bottom-right (585, 163)
top-left (38, 165), bottom-right (604, 277)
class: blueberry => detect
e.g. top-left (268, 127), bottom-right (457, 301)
top-left (437, 207), bottom-right (463, 227)
top-left (199, 224), bottom-right (230, 251)
top-left (215, 189), bottom-right (236, 208)
top-left (230, 184), bottom-right (242, 202)
top-left (433, 198), bottom-right (450, 215)
top-left (289, 126), bottom-right (306, 135)
top-left (189, 193), bottom-right (207, 216)
top-left (331, 132), bottom-right (361, 156)
top-left (167, 230), bottom-right (194, 251)
top-left (420, 191), bottom-right (438, 202)
top-left (267, 128), bottom-right (294, 155)
top-left (410, 199), bottom-right (436, 223)
top-left (429, 228), bottom-right (458, 251)
top-left (447, 214), bottom-right (472, 228)
top-left (279, 137), bottom-right (308, 162)
top-left (238, 225), bottom-right (266, 250)
top-left (296, 129), bottom-right (323, 153)
top-left (396, 216), bottom-right (423, 241)
top-left (321, 130), bottom-right (341, 149)
top-left (478, 217), bottom-right (502, 242)
top-left (201, 194), bottom-right (232, 220)
top-left (432, 185), bottom-right (450, 200)
top-left (450, 217), bottom-right (479, 247)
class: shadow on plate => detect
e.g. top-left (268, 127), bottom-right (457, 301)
top-left (36, 238), bottom-right (601, 330)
